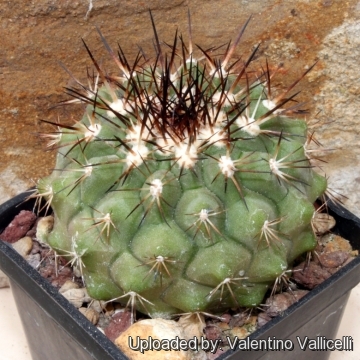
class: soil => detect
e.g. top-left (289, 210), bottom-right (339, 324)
top-left (0, 206), bottom-right (357, 359)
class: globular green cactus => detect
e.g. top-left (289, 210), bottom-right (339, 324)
top-left (35, 15), bottom-right (327, 319)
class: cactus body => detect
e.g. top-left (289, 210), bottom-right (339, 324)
top-left (37, 19), bottom-right (327, 318)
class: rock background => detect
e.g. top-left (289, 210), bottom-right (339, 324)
top-left (1, 0), bottom-right (360, 216)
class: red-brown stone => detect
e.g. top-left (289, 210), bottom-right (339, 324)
top-left (0, 210), bottom-right (37, 243)
top-left (104, 311), bottom-right (132, 342)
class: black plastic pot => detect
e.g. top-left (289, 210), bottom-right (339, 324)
top-left (1, 192), bottom-right (360, 360)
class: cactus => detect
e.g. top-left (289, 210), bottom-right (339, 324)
top-left (35, 14), bottom-right (327, 319)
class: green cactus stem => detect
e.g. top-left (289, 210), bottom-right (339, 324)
top-left (35, 13), bottom-right (327, 319)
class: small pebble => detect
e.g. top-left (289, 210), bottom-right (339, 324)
top-left (89, 299), bottom-right (106, 313)
top-left (79, 307), bottom-right (100, 325)
top-left (220, 313), bottom-right (231, 323)
top-left (231, 326), bottom-right (250, 339)
top-left (30, 240), bottom-right (42, 254)
top-left (229, 312), bottom-right (247, 328)
top-left (59, 279), bottom-right (79, 293)
top-left (217, 322), bottom-right (231, 332)
top-left (178, 313), bottom-right (205, 341)
top-left (265, 290), bottom-right (309, 317)
top-left (36, 216), bottom-right (54, 244)
top-left (312, 213), bottom-right (336, 234)
top-left (115, 318), bottom-right (190, 360)
top-left (323, 234), bottom-right (353, 253)
top-left (204, 324), bottom-right (222, 341)
top-left (104, 311), bottom-right (132, 342)
top-left (27, 253), bottom-right (41, 269)
top-left (46, 266), bottom-right (72, 288)
top-left (0, 210), bottom-right (36, 243)
top-left (318, 251), bottom-right (349, 268)
top-left (12, 236), bottom-right (33, 258)
top-left (61, 288), bottom-right (91, 308)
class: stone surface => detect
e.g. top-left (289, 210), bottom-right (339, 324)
top-left (309, 15), bottom-right (360, 216)
top-left (115, 318), bottom-right (190, 359)
top-left (1, 0), bottom-right (360, 218)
